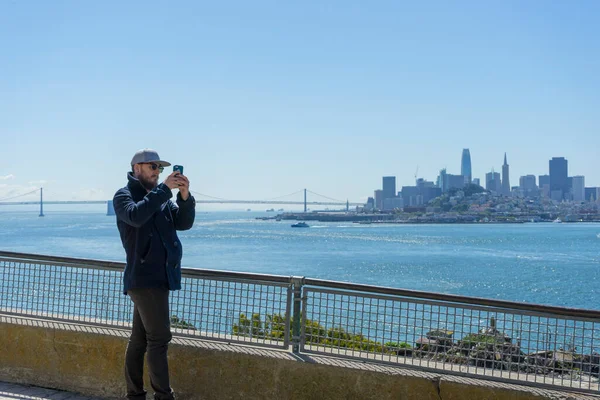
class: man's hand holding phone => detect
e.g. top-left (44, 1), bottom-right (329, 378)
top-left (164, 165), bottom-right (190, 200)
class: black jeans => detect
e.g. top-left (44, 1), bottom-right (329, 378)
top-left (125, 288), bottom-right (174, 400)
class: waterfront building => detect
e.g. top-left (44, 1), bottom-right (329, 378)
top-left (399, 180), bottom-right (442, 206)
top-left (383, 197), bottom-right (404, 211)
top-left (365, 197), bottom-right (375, 211)
top-left (401, 186), bottom-right (420, 206)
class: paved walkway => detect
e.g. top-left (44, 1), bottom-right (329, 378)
top-left (0, 381), bottom-right (107, 400)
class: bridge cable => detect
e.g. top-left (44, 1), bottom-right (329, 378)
top-left (305, 189), bottom-right (346, 203)
top-left (260, 190), bottom-right (305, 201)
top-left (0, 188), bottom-right (41, 202)
top-left (189, 190), bottom-right (230, 201)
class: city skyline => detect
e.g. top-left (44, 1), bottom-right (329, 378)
top-left (1, 1), bottom-right (599, 203)
top-left (402, 149), bottom-right (593, 191)
top-left (370, 149), bottom-right (596, 210)
top-left (0, 147), bottom-right (597, 204)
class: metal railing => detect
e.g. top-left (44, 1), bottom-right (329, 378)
top-left (0, 251), bottom-right (292, 349)
top-left (1, 250), bottom-right (600, 394)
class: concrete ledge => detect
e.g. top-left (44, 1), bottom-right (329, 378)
top-left (0, 315), bottom-right (597, 400)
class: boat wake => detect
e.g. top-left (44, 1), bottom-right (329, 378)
top-left (597, 233), bottom-right (600, 239)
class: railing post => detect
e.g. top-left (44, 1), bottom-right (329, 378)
top-left (291, 276), bottom-right (304, 354)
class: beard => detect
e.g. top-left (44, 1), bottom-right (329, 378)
top-left (139, 175), bottom-right (158, 191)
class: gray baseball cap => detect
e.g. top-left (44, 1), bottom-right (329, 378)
top-left (130, 149), bottom-right (171, 167)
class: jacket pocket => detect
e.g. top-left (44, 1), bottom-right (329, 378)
top-left (140, 242), bottom-right (153, 264)
top-left (136, 234), bottom-right (153, 264)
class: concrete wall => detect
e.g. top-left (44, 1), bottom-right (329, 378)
top-left (0, 317), bottom-right (589, 400)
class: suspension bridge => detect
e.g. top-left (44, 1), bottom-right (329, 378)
top-left (0, 187), bottom-right (363, 216)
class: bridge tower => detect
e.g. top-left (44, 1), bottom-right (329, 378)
top-left (39, 187), bottom-right (44, 217)
top-left (107, 200), bottom-right (116, 216)
top-left (346, 199), bottom-right (349, 211)
top-left (304, 189), bottom-right (307, 213)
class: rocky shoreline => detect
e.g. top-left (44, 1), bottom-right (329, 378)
top-left (392, 318), bottom-right (600, 384)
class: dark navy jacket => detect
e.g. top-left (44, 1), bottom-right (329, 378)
top-left (114, 172), bottom-right (196, 294)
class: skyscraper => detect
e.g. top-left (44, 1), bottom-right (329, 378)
top-left (461, 149), bottom-right (472, 184)
top-left (585, 187), bottom-right (598, 202)
top-left (519, 175), bottom-right (537, 198)
top-left (502, 153), bottom-right (510, 196)
top-left (572, 176), bottom-right (585, 202)
top-left (437, 168), bottom-right (466, 193)
top-left (486, 170), bottom-right (502, 193)
top-left (549, 157), bottom-right (568, 200)
top-left (382, 176), bottom-right (396, 201)
top-left (374, 190), bottom-right (384, 210)
top-left (539, 175), bottom-right (550, 197)
top-left (538, 175), bottom-right (550, 187)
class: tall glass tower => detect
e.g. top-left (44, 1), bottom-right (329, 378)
top-left (461, 149), bottom-right (472, 184)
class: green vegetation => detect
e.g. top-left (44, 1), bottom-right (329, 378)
top-left (229, 314), bottom-right (594, 378)
top-left (232, 313), bottom-right (410, 353)
top-left (428, 184), bottom-right (488, 214)
top-left (462, 184), bottom-right (486, 197)
top-left (170, 315), bottom-right (196, 330)
top-left (451, 204), bottom-right (469, 212)
top-left (459, 333), bottom-right (504, 349)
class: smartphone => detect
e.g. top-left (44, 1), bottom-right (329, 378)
top-left (173, 165), bottom-right (184, 175)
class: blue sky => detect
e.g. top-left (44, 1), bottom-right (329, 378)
top-left (1, 0), bottom-right (599, 206)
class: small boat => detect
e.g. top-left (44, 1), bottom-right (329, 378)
top-left (291, 222), bottom-right (309, 228)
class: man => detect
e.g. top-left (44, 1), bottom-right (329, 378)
top-left (113, 149), bottom-right (195, 400)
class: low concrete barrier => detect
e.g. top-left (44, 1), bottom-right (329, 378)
top-left (0, 316), bottom-right (594, 400)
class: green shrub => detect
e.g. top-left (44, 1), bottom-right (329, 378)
top-left (232, 313), bottom-right (265, 337)
top-left (170, 315), bottom-right (196, 330)
top-left (232, 313), bottom-right (409, 353)
top-left (460, 334), bottom-right (504, 349)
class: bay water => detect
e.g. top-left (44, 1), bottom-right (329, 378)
top-left (1, 205), bottom-right (599, 310)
